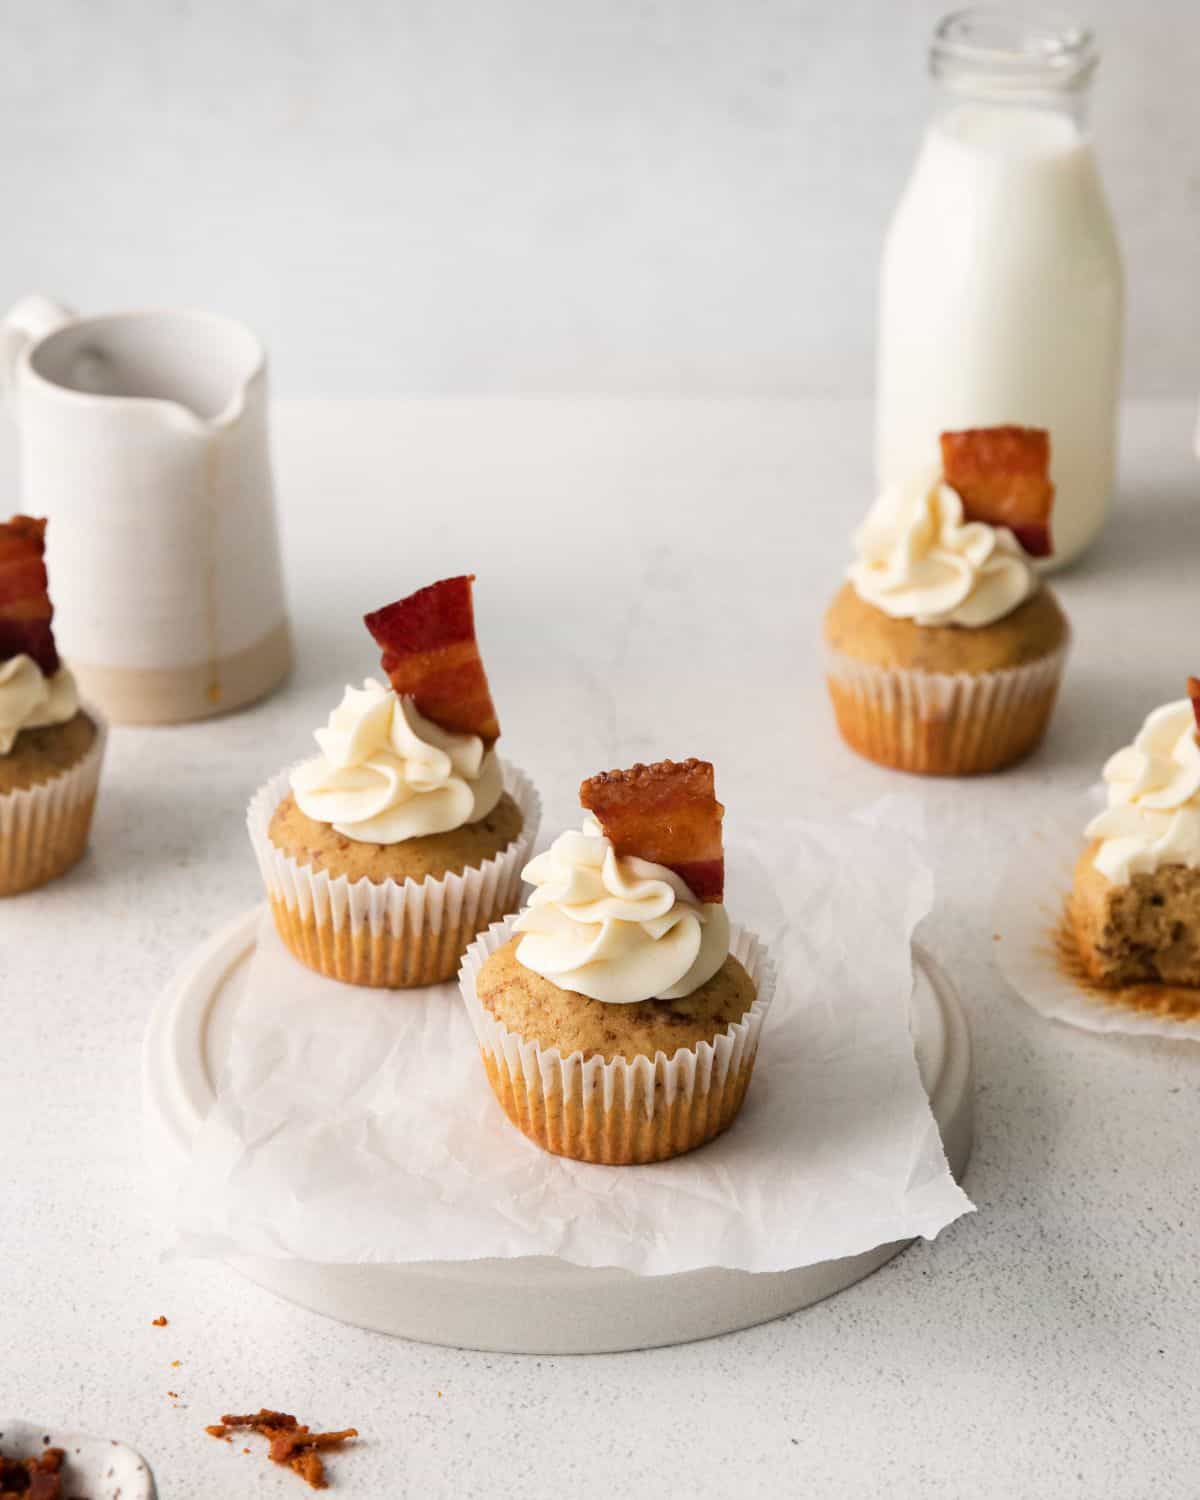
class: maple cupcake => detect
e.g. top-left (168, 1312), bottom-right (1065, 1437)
top-left (825, 426), bottom-right (1070, 775)
top-left (459, 759), bottom-right (776, 1165)
top-left (249, 575), bottom-right (539, 987)
top-left (0, 516), bottom-right (106, 896)
top-left (1070, 680), bottom-right (1200, 988)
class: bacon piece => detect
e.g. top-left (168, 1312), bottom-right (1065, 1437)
top-left (580, 757), bottom-right (725, 903)
top-left (0, 515), bottom-right (59, 675)
top-left (364, 575), bottom-right (500, 746)
top-left (940, 426), bottom-right (1055, 558)
top-left (1188, 678), bottom-right (1200, 736)
top-left (207, 1411), bottom-right (358, 1490)
top-left (0, 1446), bottom-right (64, 1500)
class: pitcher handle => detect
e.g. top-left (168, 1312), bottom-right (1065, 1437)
top-left (0, 294), bottom-right (76, 401)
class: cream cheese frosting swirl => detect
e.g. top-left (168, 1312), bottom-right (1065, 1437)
top-left (0, 655), bottom-right (79, 755)
top-left (514, 816), bottom-right (730, 1004)
top-left (849, 470), bottom-right (1037, 628)
top-left (1085, 700), bottom-right (1200, 884)
top-left (290, 677), bottom-right (502, 844)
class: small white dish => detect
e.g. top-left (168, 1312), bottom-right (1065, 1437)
top-left (0, 1420), bottom-right (156, 1498)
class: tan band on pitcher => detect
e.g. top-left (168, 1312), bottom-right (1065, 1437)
top-left (70, 619), bottom-right (292, 726)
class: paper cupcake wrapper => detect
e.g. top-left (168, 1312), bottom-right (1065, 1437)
top-left (825, 638), bottom-right (1069, 776)
top-left (248, 762), bottom-right (541, 988)
top-left (0, 707), bottom-right (107, 896)
top-left (994, 800), bottom-right (1200, 1041)
top-left (459, 914), bottom-right (777, 1165)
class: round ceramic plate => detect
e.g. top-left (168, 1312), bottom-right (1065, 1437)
top-left (144, 908), bottom-right (973, 1354)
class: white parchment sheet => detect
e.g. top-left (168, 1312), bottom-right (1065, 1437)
top-left (171, 813), bottom-right (973, 1275)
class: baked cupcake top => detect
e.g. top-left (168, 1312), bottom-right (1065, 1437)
top-left (0, 515), bottom-right (80, 756)
top-left (290, 575), bottom-right (504, 843)
top-left (513, 757), bottom-right (731, 1004)
top-left (849, 426), bottom-right (1054, 630)
top-left (1084, 682), bottom-right (1200, 885)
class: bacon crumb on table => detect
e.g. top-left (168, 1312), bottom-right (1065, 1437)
top-left (0, 1445), bottom-right (65, 1500)
top-left (207, 1410), bottom-right (359, 1490)
top-left (151, 1315), bottom-right (168, 1327)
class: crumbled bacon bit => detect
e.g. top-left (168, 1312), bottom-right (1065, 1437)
top-left (0, 515), bottom-right (60, 676)
top-left (939, 426), bottom-right (1055, 558)
top-left (1188, 678), bottom-right (1200, 736)
top-left (151, 1315), bottom-right (168, 1327)
top-left (207, 1410), bottom-right (359, 1490)
top-left (0, 1445), bottom-right (65, 1500)
top-left (580, 757), bottom-right (725, 902)
top-left (365, 575), bottom-right (500, 745)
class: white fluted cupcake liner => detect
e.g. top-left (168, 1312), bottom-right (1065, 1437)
top-left (825, 638), bottom-right (1069, 776)
top-left (248, 761), bottom-right (541, 988)
top-left (0, 707), bottom-right (107, 896)
top-left (459, 914), bottom-right (776, 1165)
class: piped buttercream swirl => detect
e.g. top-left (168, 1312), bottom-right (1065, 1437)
top-left (290, 677), bottom-right (502, 843)
top-left (1085, 700), bottom-right (1200, 884)
top-left (849, 470), bottom-right (1037, 628)
top-left (514, 817), bottom-right (730, 1005)
top-left (0, 655), bottom-right (79, 755)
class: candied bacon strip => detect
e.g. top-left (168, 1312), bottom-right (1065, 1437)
top-left (939, 425), bottom-right (1055, 558)
top-left (207, 1409), bottom-right (359, 1490)
top-left (0, 515), bottom-right (59, 675)
top-left (364, 574), bottom-right (500, 746)
top-left (580, 757), bottom-right (725, 903)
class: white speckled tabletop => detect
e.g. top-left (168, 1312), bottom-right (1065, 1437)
top-left (4, 397), bottom-right (1199, 1498)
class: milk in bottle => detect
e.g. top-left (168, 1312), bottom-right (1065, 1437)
top-left (876, 10), bottom-right (1122, 568)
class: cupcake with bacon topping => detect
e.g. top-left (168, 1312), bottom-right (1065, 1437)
top-left (249, 575), bottom-right (539, 987)
top-left (459, 758), bottom-right (775, 1165)
top-left (824, 426), bottom-right (1070, 775)
top-left (0, 516), bottom-right (106, 895)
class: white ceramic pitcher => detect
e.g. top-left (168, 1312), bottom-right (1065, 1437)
top-left (0, 295), bottom-right (291, 724)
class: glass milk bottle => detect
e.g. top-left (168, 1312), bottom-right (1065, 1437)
top-left (876, 10), bottom-right (1123, 568)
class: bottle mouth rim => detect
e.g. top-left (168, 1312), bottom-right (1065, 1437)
top-left (932, 6), bottom-right (1099, 93)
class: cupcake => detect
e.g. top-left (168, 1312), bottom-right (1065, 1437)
top-left (0, 516), bottom-right (106, 896)
top-left (459, 758), bottom-right (775, 1165)
top-left (1070, 681), bottom-right (1200, 987)
top-left (249, 575), bottom-right (539, 987)
top-left (825, 426), bottom-right (1070, 775)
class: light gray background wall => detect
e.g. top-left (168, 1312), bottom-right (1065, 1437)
top-left (4, 0), bottom-right (1196, 397)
